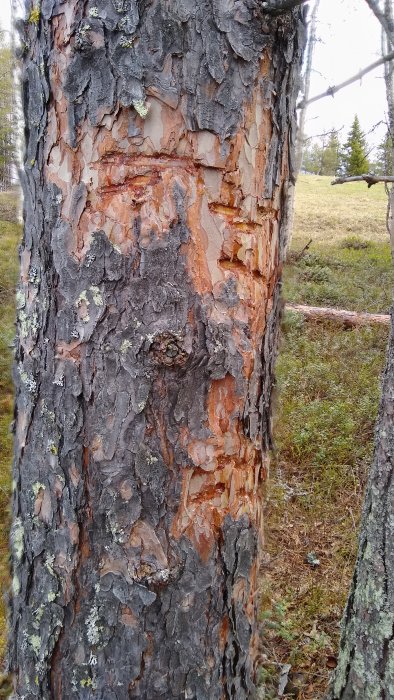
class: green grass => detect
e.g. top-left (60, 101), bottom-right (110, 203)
top-left (285, 241), bottom-right (392, 312)
top-left (0, 191), bottom-right (21, 670)
top-left (260, 176), bottom-right (391, 699)
top-left (294, 175), bottom-right (388, 245)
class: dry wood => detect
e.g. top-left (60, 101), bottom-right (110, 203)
top-left (299, 50), bottom-right (394, 108)
top-left (286, 303), bottom-right (391, 326)
top-left (365, 0), bottom-right (394, 46)
top-left (332, 174), bottom-right (394, 187)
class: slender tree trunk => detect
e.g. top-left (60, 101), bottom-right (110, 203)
top-left (283, 0), bottom-right (319, 253)
top-left (383, 0), bottom-right (394, 258)
top-left (295, 0), bottom-right (320, 174)
top-left (10, 2), bottom-right (304, 698)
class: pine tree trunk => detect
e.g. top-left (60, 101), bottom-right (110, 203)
top-left (10, 2), bottom-right (304, 697)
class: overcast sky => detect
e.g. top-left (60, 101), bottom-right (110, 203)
top-left (0, 0), bottom-right (389, 151)
top-left (306, 0), bottom-right (387, 150)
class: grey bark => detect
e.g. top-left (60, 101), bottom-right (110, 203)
top-left (382, 0), bottom-right (394, 257)
top-left (10, 1), bottom-right (305, 699)
top-left (295, 0), bottom-right (320, 174)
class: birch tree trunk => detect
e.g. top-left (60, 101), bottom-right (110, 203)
top-left (10, 2), bottom-right (304, 697)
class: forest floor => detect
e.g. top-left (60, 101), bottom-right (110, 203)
top-left (0, 178), bottom-right (391, 698)
top-left (259, 175), bottom-right (392, 699)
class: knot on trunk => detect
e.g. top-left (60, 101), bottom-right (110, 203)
top-left (149, 332), bottom-right (189, 367)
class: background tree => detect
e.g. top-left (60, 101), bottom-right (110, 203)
top-left (0, 29), bottom-right (15, 191)
top-left (374, 130), bottom-right (393, 174)
top-left (320, 129), bottom-right (341, 176)
top-left (295, 0), bottom-right (321, 173)
top-left (341, 115), bottom-right (370, 176)
top-left (302, 139), bottom-right (324, 174)
top-left (10, 1), bottom-right (305, 697)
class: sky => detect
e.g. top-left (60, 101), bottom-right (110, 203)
top-left (0, 0), bottom-right (389, 152)
top-left (304, 0), bottom-right (387, 151)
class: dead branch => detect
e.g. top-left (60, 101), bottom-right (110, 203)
top-left (288, 238), bottom-right (313, 262)
top-left (332, 174), bottom-right (394, 187)
top-left (261, 0), bottom-right (309, 15)
top-left (298, 50), bottom-right (394, 108)
top-left (365, 0), bottom-right (394, 46)
top-left (286, 303), bottom-right (391, 327)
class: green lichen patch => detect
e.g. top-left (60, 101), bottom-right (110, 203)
top-left (28, 5), bottom-right (40, 25)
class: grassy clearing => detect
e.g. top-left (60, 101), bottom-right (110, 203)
top-left (294, 175), bottom-right (388, 245)
top-left (260, 175), bottom-right (391, 699)
top-left (285, 241), bottom-right (392, 313)
top-left (0, 191), bottom-right (21, 673)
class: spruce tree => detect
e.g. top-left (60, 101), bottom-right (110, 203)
top-left (321, 130), bottom-right (341, 176)
top-left (341, 115), bottom-right (370, 176)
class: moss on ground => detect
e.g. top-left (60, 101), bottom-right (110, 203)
top-left (260, 176), bottom-right (391, 699)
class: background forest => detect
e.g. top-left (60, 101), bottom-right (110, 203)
top-left (302, 115), bottom-right (391, 177)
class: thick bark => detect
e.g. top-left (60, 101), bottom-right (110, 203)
top-left (10, 2), bottom-right (304, 698)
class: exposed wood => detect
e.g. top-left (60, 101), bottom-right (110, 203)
top-left (332, 173), bottom-right (394, 186)
top-left (10, 1), bottom-right (305, 697)
top-left (286, 303), bottom-right (391, 327)
top-left (298, 50), bottom-right (394, 108)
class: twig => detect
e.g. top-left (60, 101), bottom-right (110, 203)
top-left (290, 238), bottom-right (313, 261)
top-left (298, 50), bottom-right (394, 108)
top-left (332, 174), bottom-right (394, 187)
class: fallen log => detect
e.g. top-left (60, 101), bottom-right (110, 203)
top-left (285, 303), bottom-right (391, 327)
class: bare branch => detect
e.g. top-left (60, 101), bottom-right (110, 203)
top-left (365, 0), bottom-right (394, 46)
top-left (332, 174), bottom-right (394, 187)
top-left (286, 303), bottom-right (390, 327)
top-left (299, 50), bottom-right (394, 108)
top-left (261, 0), bottom-right (310, 15)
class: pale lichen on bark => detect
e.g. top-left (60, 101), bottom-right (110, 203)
top-left (11, 1), bottom-right (305, 697)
